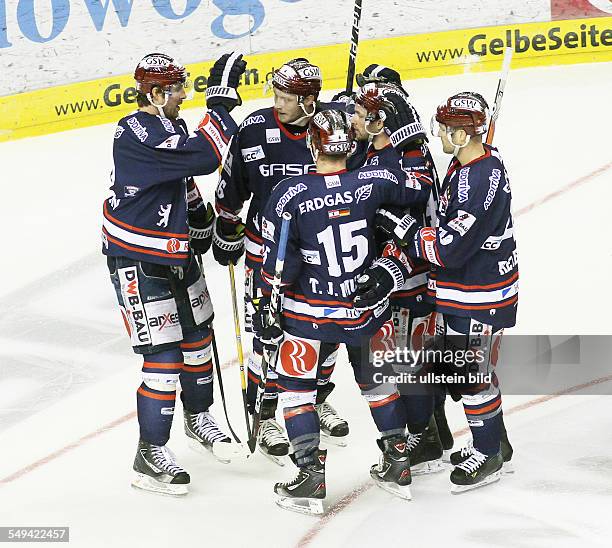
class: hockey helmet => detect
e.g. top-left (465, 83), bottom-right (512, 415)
top-left (134, 53), bottom-right (191, 95)
top-left (272, 58), bottom-right (322, 100)
top-left (433, 92), bottom-right (489, 136)
top-left (307, 109), bottom-right (354, 158)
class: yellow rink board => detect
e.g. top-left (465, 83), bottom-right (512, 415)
top-left (1, 17), bottom-right (610, 142)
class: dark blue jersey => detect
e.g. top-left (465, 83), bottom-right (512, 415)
top-left (215, 104), bottom-right (366, 270)
top-left (260, 164), bottom-right (428, 345)
top-left (102, 107), bottom-right (236, 266)
top-left (364, 142), bottom-right (440, 312)
top-left (407, 145), bottom-right (518, 328)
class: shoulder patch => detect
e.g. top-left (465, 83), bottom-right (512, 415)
top-left (239, 114), bottom-right (266, 130)
top-left (241, 145), bottom-right (265, 163)
top-left (457, 167), bottom-right (471, 203)
top-left (127, 116), bottom-right (148, 142)
top-left (275, 182), bottom-right (307, 217)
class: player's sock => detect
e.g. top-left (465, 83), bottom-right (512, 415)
top-left (180, 329), bottom-right (213, 413)
top-left (462, 391), bottom-right (502, 457)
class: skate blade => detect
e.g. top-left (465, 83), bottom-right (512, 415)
top-left (451, 470), bottom-right (502, 494)
top-left (275, 494), bottom-right (324, 515)
top-left (188, 439), bottom-right (248, 464)
top-left (258, 445), bottom-right (287, 467)
top-left (372, 479), bottom-right (412, 501)
top-left (411, 458), bottom-right (445, 476)
top-left (441, 449), bottom-right (453, 463)
top-left (131, 473), bottom-right (188, 497)
top-left (320, 431), bottom-right (348, 447)
top-left (502, 460), bottom-right (514, 474)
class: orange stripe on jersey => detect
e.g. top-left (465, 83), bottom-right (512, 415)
top-left (143, 362), bottom-right (183, 370)
top-left (137, 387), bottom-right (176, 401)
top-left (464, 399), bottom-right (501, 415)
top-left (104, 230), bottom-right (189, 260)
top-left (180, 334), bottom-right (212, 349)
top-left (285, 291), bottom-right (353, 308)
top-left (437, 295), bottom-right (518, 311)
top-left (436, 272), bottom-right (519, 291)
top-left (103, 202), bottom-right (188, 239)
top-left (368, 392), bottom-right (400, 408)
top-left (283, 310), bottom-right (372, 326)
top-left (283, 404), bottom-right (315, 419)
top-left (247, 370), bottom-right (261, 385)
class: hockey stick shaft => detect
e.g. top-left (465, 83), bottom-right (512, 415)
top-left (228, 262), bottom-right (252, 438)
top-left (345, 0), bottom-right (363, 94)
top-left (248, 212), bottom-right (292, 452)
top-left (486, 47), bottom-right (513, 145)
top-left (195, 253), bottom-right (241, 443)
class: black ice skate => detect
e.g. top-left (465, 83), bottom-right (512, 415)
top-left (257, 418), bottom-right (290, 466)
top-left (370, 435), bottom-right (412, 500)
top-left (450, 433), bottom-right (514, 474)
top-left (316, 402), bottom-right (349, 447)
top-left (434, 402), bottom-right (454, 460)
top-left (274, 449), bottom-right (327, 515)
top-left (184, 410), bottom-right (247, 463)
top-left (406, 418), bottom-right (444, 476)
top-left (450, 449), bottom-right (503, 494)
top-left (132, 439), bottom-right (190, 496)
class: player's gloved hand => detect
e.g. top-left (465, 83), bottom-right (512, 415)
top-left (353, 257), bottom-right (408, 310)
top-left (212, 217), bottom-right (245, 266)
top-left (379, 91), bottom-right (426, 153)
top-left (189, 202), bottom-right (215, 254)
top-left (252, 295), bottom-right (284, 347)
top-left (376, 206), bottom-right (420, 247)
top-left (206, 52), bottom-right (247, 112)
top-left (358, 64), bottom-right (404, 88)
top-left (331, 90), bottom-right (355, 104)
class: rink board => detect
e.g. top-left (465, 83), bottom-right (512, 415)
top-left (1, 16), bottom-right (610, 142)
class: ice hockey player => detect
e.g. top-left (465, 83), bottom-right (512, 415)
top-left (254, 108), bottom-right (432, 514)
top-left (213, 58), bottom-right (350, 463)
top-left (349, 78), bottom-right (450, 475)
top-left (356, 91), bottom-right (517, 492)
top-left (102, 52), bottom-right (247, 495)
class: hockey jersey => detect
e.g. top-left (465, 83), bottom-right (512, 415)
top-left (102, 107), bottom-right (236, 266)
top-left (260, 164), bottom-right (430, 346)
top-left (363, 142), bottom-right (439, 311)
top-left (215, 104), bottom-right (366, 270)
top-left (407, 145), bottom-right (518, 328)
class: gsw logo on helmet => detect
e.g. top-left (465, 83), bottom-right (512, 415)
top-left (307, 109), bottom-right (354, 156)
top-left (134, 53), bottom-right (187, 94)
top-left (354, 82), bottom-right (403, 122)
top-left (272, 58), bottom-right (322, 99)
top-left (435, 92), bottom-right (490, 136)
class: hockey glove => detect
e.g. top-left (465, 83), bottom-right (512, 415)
top-left (212, 217), bottom-right (245, 266)
top-left (353, 256), bottom-right (409, 310)
top-left (252, 295), bottom-right (284, 347)
top-left (206, 52), bottom-right (247, 112)
top-left (376, 206), bottom-right (420, 247)
top-left (359, 64), bottom-right (404, 88)
top-left (189, 202), bottom-right (215, 254)
top-left (331, 90), bottom-right (355, 105)
top-left (379, 91), bottom-right (427, 154)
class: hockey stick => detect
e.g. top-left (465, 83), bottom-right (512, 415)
top-left (247, 211), bottom-right (292, 453)
top-left (195, 253), bottom-right (241, 444)
top-left (228, 262), bottom-right (253, 439)
top-left (345, 0), bottom-right (363, 94)
top-left (486, 47), bottom-right (513, 145)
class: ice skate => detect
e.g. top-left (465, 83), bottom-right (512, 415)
top-left (132, 439), bottom-right (190, 496)
top-left (316, 401), bottom-right (349, 447)
top-left (450, 449), bottom-right (503, 494)
top-left (184, 410), bottom-right (247, 463)
top-left (406, 419), bottom-right (444, 476)
top-left (450, 434), bottom-right (514, 474)
top-left (274, 449), bottom-right (327, 515)
top-left (257, 418), bottom-right (290, 466)
top-left (370, 435), bottom-right (412, 501)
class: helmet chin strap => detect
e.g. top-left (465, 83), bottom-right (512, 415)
top-left (450, 130), bottom-right (470, 156)
top-left (290, 99), bottom-right (316, 126)
top-left (147, 91), bottom-right (169, 118)
top-left (365, 119), bottom-right (384, 137)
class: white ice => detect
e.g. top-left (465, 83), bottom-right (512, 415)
top-left (0, 61), bottom-right (611, 548)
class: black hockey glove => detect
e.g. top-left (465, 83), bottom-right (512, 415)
top-left (353, 256), bottom-right (409, 311)
top-left (188, 202), bottom-right (215, 254)
top-left (331, 90), bottom-right (355, 104)
top-left (379, 91), bottom-right (427, 154)
top-left (376, 206), bottom-right (420, 247)
top-left (252, 295), bottom-right (284, 347)
top-left (359, 64), bottom-right (403, 88)
top-left (212, 217), bottom-right (245, 266)
top-left (206, 52), bottom-right (247, 112)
